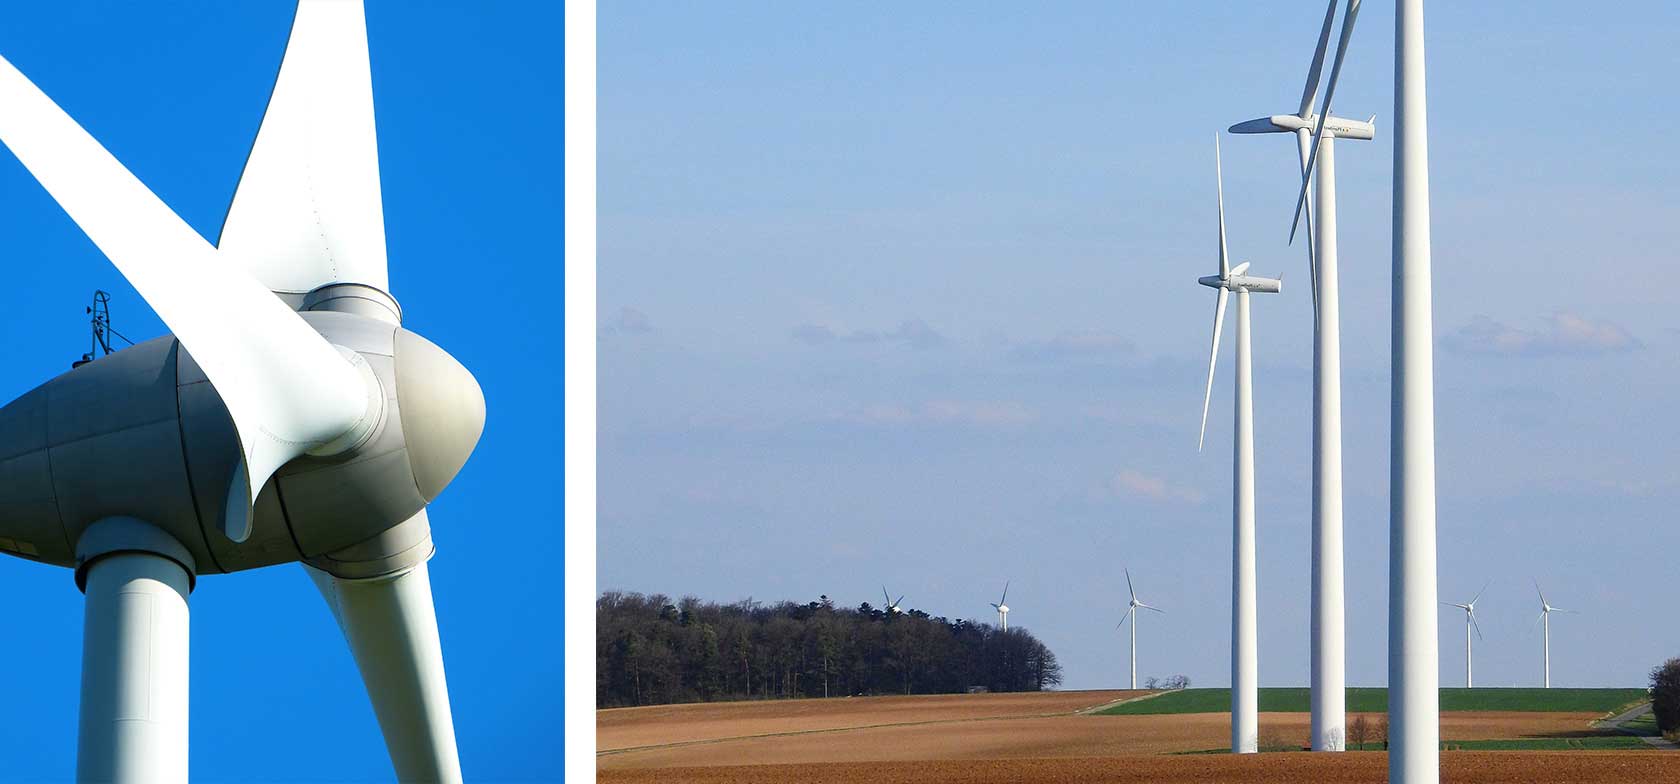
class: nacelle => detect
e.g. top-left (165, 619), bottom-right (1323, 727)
top-left (0, 310), bottom-right (484, 576)
top-left (1228, 114), bottom-right (1376, 141)
top-left (1198, 274), bottom-right (1282, 294)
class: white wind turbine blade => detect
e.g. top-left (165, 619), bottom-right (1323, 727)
top-left (306, 545), bottom-right (461, 782)
top-left (1125, 568), bottom-right (1137, 603)
top-left (1140, 604), bottom-right (1166, 614)
top-left (1298, 0), bottom-right (1340, 118)
top-left (1216, 135), bottom-right (1230, 279)
top-left (1117, 605), bottom-right (1134, 629)
top-left (1469, 611), bottom-right (1484, 640)
top-left (0, 53), bottom-right (369, 543)
top-left (883, 586), bottom-right (892, 607)
top-left (1198, 287), bottom-right (1230, 451)
top-left (1293, 130), bottom-right (1320, 313)
top-left (1289, 0), bottom-right (1362, 244)
top-left (1470, 580), bottom-right (1490, 607)
top-left (1534, 579), bottom-right (1549, 609)
top-left (999, 581), bottom-right (1009, 606)
top-left (218, 0), bottom-right (390, 298)
top-left (895, 594), bottom-right (906, 609)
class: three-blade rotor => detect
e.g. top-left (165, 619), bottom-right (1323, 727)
top-left (1196, 136), bottom-right (1276, 450)
top-left (1117, 568), bottom-right (1164, 628)
top-left (1199, 136), bottom-right (1233, 451)
top-left (1291, 0), bottom-right (1338, 311)
top-left (1289, 0), bottom-right (1362, 245)
top-left (0, 54), bottom-right (373, 543)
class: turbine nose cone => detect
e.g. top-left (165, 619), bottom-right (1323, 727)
top-left (394, 329), bottom-right (486, 501)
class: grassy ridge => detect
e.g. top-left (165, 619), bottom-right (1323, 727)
top-left (1096, 688), bottom-right (1647, 715)
top-left (1437, 737), bottom-right (1649, 750)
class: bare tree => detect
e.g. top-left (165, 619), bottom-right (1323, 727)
top-left (1377, 714), bottom-right (1390, 750)
top-left (1349, 714), bottom-right (1370, 750)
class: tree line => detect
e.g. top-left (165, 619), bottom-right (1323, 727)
top-left (598, 592), bottom-right (1063, 707)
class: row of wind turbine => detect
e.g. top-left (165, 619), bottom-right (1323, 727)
top-left (1227, 0), bottom-right (1372, 753)
top-left (1200, 0), bottom-right (1368, 754)
top-left (1441, 581), bottom-right (1581, 689)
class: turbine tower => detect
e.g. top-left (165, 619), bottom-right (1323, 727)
top-left (1388, 0), bottom-right (1442, 779)
top-left (1441, 582), bottom-right (1487, 688)
top-left (1534, 581), bottom-right (1576, 688)
top-left (1116, 568), bottom-right (1164, 690)
top-left (0, 4), bottom-right (485, 781)
top-left (1230, 0), bottom-right (1372, 752)
top-left (882, 587), bottom-right (905, 614)
top-left (1197, 136), bottom-right (1282, 755)
top-left (990, 581), bottom-right (1010, 631)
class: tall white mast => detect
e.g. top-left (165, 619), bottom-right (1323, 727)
top-left (1388, 0), bottom-right (1441, 780)
top-left (1230, 288), bottom-right (1259, 754)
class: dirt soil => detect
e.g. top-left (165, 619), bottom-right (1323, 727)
top-left (600, 691), bottom-right (1609, 770)
top-left (598, 690), bottom-right (1146, 752)
top-left (598, 752), bottom-right (1680, 784)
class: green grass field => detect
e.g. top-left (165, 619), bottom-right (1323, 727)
top-left (1436, 737), bottom-right (1648, 750)
top-left (1096, 688), bottom-right (1648, 716)
top-left (1184, 736), bottom-right (1646, 754)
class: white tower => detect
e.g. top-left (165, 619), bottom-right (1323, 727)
top-left (1389, 0), bottom-right (1441, 780)
top-left (1198, 137), bottom-right (1282, 754)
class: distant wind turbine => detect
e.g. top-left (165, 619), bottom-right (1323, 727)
top-left (1116, 569), bottom-right (1165, 690)
top-left (881, 586), bottom-right (905, 615)
top-left (990, 581), bottom-right (1010, 632)
top-left (1534, 580), bottom-right (1577, 688)
top-left (1440, 582), bottom-right (1487, 687)
top-left (1197, 135), bottom-right (1282, 755)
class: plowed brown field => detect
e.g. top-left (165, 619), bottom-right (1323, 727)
top-left (599, 752), bottom-right (1680, 784)
top-left (598, 691), bottom-right (1677, 782)
top-left (599, 690), bottom-right (1144, 752)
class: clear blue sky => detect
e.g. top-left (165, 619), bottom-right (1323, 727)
top-left (0, 3), bottom-right (559, 782)
top-left (600, 0), bottom-right (1680, 694)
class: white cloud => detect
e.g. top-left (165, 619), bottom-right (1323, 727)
top-left (792, 318), bottom-right (947, 350)
top-left (1011, 329), bottom-right (1136, 362)
top-left (1109, 468), bottom-right (1204, 505)
top-left (838, 400), bottom-right (1035, 428)
top-left (1440, 312), bottom-right (1639, 356)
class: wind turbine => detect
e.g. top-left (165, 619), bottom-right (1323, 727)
top-left (1197, 135), bottom-right (1282, 755)
top-left (1115, 569), bottom-right (1164, 690)
top-left (990, 581), bottom-right (1010, 631)
top-left (882, 587), bottom-right (906, 614)
top-left (0, 3), bottom-right (485, 782)
top-left (1386, 0), bottom-right (1442, 778)
top-left (1228, 0), bottom-right (1372, 752)
top-left (1534, 581), bottom-right (1577, 688)
top-left (1441, 582), bottom-right (1487, 688)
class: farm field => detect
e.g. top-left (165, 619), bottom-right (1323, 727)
top-left (598, 752), bottom-right (1680, 784)
top-left (598, 689), bottom-right (1674, 781)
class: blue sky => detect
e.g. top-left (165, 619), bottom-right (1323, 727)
top-left (600, 1), bottom-right (1680, 694)
top-left (0, 3), bottom-right (559, 782)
